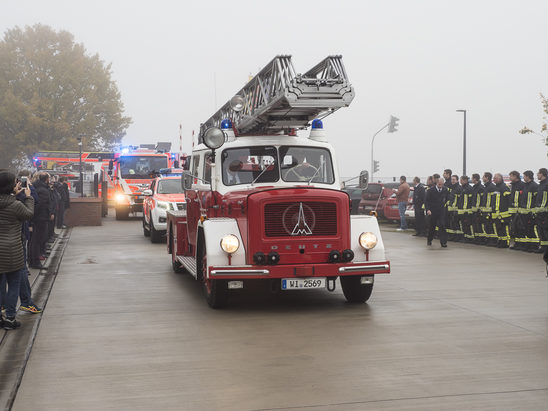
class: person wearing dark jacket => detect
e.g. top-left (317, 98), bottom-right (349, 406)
top-left (515, 170), bottom-right (539, 251)
top-left (56, 176), bottom-right (70, 228)
top-left (480, 172), bottom-right (498, 246)
top-left (470, 174), bottom-right (485, 244)
top-left (48, 177), bottom-right (60, 241)
top-left (457, 176), bottom-right (474, 243)
top-left (508, 171), bottom-right (525, 249)
top-left (0, 171), bottom-right (34, 330)
top-left (412, 177), bottom-right (426, 237)
top-left (492, 173), bottom-right (512, 248)
top-left (534, 168), bottom-right (548, 254)
top-left (29, 172), bottom-right (52, 269)
top-left (425, 177), bottom-right (448, 247)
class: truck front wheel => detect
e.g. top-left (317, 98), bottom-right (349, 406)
top-left (115, 206), bottom-right (129, 220)
top-left (340, 276), bottom-right (374, 303)
top-left (200, 243), bottom-right (228, 308)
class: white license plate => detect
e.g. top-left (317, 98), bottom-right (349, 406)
top-left (281, 278), bottom-right (326, 290)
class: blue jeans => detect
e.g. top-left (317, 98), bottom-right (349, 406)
top-left (398, 202), bottom-right (408, 229)
top-left (0, 269), bottom-right (23, 319)
top-left (20, 240), bottom-right (33, 306)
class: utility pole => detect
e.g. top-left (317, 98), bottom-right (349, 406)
top-left (371, 116), bottom-right (399, 181)
top-left (78, 135), bottom-right (84, 197)
top-left (456, 109), bottom-right (467, 176)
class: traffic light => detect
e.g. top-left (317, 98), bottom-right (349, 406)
top-left (359, 170), bottom-right (369, 189)
top-left (388, 115), bottom-right (399, 133)
top-left (373, 160), bottom-right (380, 173)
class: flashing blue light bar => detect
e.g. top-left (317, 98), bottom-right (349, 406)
top-left (221, 119), bottom-right (233, 129)
top-left (121, 148), bottom-right (130, 154)
top-left (311, 119), bottom-right (323, 129)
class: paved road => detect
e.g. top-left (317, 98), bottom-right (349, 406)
top-left (12, 216), bottom-right (548, 410)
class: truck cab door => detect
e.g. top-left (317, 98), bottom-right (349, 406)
top-left (185, 155), bottom-right (202, 247)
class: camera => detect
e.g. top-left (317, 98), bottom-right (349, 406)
top-left (21, 176), bottom-right (28, 188)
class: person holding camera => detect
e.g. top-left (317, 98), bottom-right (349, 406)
top-left (0, 170), bottom-right (34, 330)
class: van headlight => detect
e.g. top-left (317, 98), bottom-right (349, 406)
top-left (359, 232), bottom-right (377, 250)
top-left (220, 234), bottom-right (240, 254)
top-left (115, 193), bottom-right (128, 204)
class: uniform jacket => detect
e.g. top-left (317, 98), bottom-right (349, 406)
top-left (519, 181), bottom-right (538, 212)
top-left (480, 181), bottom-right (496, 211)
top-left (471, 182), bottom-right (484, 212)
top-left (448, 183), bottom-right (462, 210)
top-left (535, 178), bottom-right (548, 212)
top-left (425, 186), bottom-right (448, 215)
top-left (510, 180), bottom-right (525, 213)
top-left (413, 183), bottom-right (426, 209)
top-left (457, 183), bottom-right (473, 212)
top-left (493, 181), bottom-right (511, 217)
top-left (0, 194), bottom-right (34, 273)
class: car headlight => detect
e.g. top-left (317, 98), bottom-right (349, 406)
top-left (115, 193), bottom-right (128, 204)
top-left (156, 200), bottom-right (169, 210)
top-left (220, 234), bottom-right (240, 254)
top-left (359, 232), bottom-right (377, 250)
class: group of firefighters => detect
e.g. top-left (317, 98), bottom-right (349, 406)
top-left (414, 168), bottom-right (548, 253)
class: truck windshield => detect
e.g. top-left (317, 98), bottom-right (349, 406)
top-left (280, 146), bottom-right (334, 184)
top-left (157, 179), bottom-right (184, 194)
top-left (221, 146), bottom-right (279, 186)
top-left (119, 156), bottom-right (168, 179)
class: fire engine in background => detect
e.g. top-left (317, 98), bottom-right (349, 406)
top-left (110, 143), bottom-right (176, 220)
top-left (167, 55), bottom-right (390, 308)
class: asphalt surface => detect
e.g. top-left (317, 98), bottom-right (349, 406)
top-left (8, 216), bottom-right (548, 410)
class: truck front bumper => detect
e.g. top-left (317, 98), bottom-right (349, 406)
top-left (208, 260), bottom-right (390, 280)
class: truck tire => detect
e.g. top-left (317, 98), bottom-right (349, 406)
top-left (115, 206), bottom-right (129, 220)
top-left (340, 276), bottom-right (374, 303)
top-left (150, 215), bottom-right (163, 243)
top-left (143, 217), bottom-right (150, 237)
top-left (199, 241), bottom-right (228, 308)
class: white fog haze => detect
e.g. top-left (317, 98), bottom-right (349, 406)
top-left (2, 0), bottom-right (547, 178)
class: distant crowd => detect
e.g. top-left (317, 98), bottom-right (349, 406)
top-left (0, 169), bottom-right (70, 330)
top-left (396, 168), bottom-right (548, 253)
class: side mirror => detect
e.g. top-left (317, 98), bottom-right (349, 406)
top-left (359, 170), bottom-right (369, 189)
top-left (107, 170), bottom-right (112, 176)
top-left (108, 160), bottom-right (113, 171)
top-left (142, 189), bottom-right (153, 196)
top-left (182, 171), bottom-right (193, 191)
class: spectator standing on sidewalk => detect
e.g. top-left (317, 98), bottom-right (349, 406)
top-left (56, 176), bottom-right (70, 229)
top-left (0, 171), bottom-right (34, 330)
top-left (29, 172), bottom-right (52, 269)
top-left (396, 176), bottom-right (410, 232)
top-left (412, 177), bottom-right (426, 237)
top-left (47, 176), bottom-right (60, 242)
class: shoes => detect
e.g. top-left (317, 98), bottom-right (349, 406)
top-left (2, 317), bottom-right (21, 330)
top-left (412, 233), bottom-right (420, 237)
top-left (39, 256), bottom-right (46, 261)
top-left (441, 243), bottom-right (448, 248)
top-left (29, 264), bottom-right (44, 269)
top-left (427, 240), bottom-right (432, 246)
top-left (396, 228), bottom-right (407, 232)
top-left (20, 305), bottom-right (43, 314)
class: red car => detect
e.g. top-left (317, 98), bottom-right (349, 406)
top-left (359, 183), bottom-right (397, 218)
top-left (383, 187), bottom-right (414, 222)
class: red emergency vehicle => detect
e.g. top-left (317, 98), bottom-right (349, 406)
top-left (166, 56), bottom-right (390, 308)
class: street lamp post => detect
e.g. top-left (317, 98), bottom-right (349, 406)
top-left (77, 136), bottom-right (83, 197)
top-left (456, 109), bottom-right (467, 176)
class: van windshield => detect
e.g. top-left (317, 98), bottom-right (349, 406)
top-left (119, 156), bottom-right (168, 179)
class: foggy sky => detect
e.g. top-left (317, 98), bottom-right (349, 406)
top-left (2, 0), bottom-right (547, 179)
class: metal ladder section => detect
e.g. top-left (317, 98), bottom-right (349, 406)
top-left (199, 55), bottom-right (355, 138)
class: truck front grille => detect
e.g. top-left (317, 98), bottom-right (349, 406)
top-left (264, 202), bottom-right (337, 237)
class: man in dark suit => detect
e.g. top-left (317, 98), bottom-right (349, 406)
top-left (412, 177), bottom-right (426, 237)
top-left (425, 177), bottom-right (448, 247)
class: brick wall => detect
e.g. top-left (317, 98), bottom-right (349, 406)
top-left (64, 198), bottom-right (103, 226)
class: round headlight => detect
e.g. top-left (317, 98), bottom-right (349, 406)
top-left (220, 234), bottom-right (240, 254)
top-left (359, 232), bottom-right (377, 250)
top-left (203, 127), bottom-right (225, 150)
top-left (115, 193), bottom-right (127, 204)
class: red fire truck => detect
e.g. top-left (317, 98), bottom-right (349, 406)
top-left (167, 55), bottom-right (390, 308)
top-left (110, 144), bottom-right (176, 220)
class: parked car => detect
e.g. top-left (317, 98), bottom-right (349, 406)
top-left (383, 186), bottom-right (415, 223)
top-left (359, 183), bottom-right (397, 218)
top-left (342, 185), bottom-right (365, 215)
top-left (142, 176), bottom-right (186, 243)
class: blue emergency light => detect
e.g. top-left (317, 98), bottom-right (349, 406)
top-left (221, 119), bottom-right (233, 129)
top-left (311, 119), bottom-right (323, 129)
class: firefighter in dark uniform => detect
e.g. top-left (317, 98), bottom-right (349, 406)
top-left (470, 173), bottom-right (485, 244)
top-left (480, 172), bottom-right (497, 246)
top-left (492, 173), bottom-right (511, 248)
top-left (449, 174), bottom-right (463, 241)
top-left (516, 170), bottom-right (539, 251)
top-left (457, 175), bottom-right (474, 243)
top-left (508, 170), bottom-right (525, 250)
top-left (534, 168), bottom-right (548, 254)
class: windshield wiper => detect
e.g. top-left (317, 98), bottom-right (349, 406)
top-left (307, 159), bottom-right (325, 184)
top-left (251, 164), bottom-right (274, 186)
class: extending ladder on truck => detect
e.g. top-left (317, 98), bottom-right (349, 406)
top-left (199, 55), bottom-right (355, 139)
